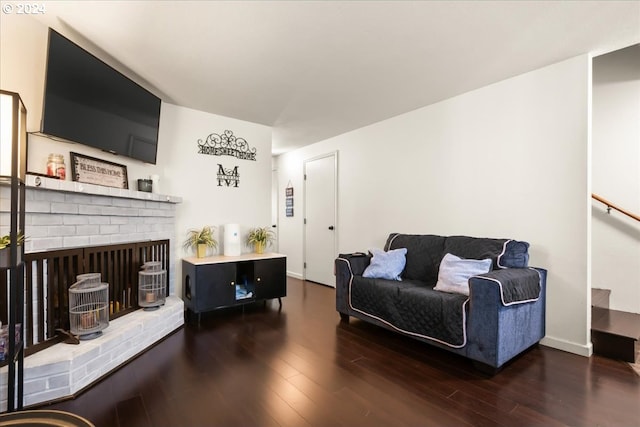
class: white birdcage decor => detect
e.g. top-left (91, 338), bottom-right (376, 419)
top-left (69, 273), bottom-right (109, 340)
top-left (138, 261), bottom-right (166, 311)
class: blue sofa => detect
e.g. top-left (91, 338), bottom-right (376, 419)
top-left (335, 233), bottom-right (546, 372)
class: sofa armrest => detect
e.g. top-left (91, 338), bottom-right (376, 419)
top-left (336, 252), bottom-right (370, 276)
top-left (471, 267), bottom-right (543, 306)
top-left (465, 267), bottom-right (547, 368)
top-left (335, 253), bottom-right (371, 315)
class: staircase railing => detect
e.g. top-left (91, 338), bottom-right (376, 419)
top-left (592, 193), bottom-right (640, 223)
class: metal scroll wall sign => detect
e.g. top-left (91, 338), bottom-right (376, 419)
top-left (197, 130), bottom-right (257, 188)
top-left (197, 130), bottom-right (256, 160)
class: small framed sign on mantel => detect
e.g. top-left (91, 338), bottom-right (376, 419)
top-left (70, 152), bottom-right (129, 189)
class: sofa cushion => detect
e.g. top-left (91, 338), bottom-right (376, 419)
top-left (434, 253), bottom-right (492, 295)
top-left (362, 248), bottom-right (407, 281)
top-left (350, 276), bottom-right (469, 347)
top-left (385, 233), bottom-right (445, 283)
top-left (443, 236), bottom-right (529, 269)
top-left (498, 240), bottom-right (529, 268)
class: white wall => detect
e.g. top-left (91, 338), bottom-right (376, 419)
top-left (277, 55), bottom-right (592, 356)
top-left (0, 14), bottom-right (47, 133)
top-left (158, 103), bottom-right (272, 295)
top-left (592, 45), bottom-right (640, 314)
top-left (1, 15), bottom-right (273, 297)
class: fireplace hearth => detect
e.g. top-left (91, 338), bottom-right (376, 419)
top-left (0, 296), bottom-right (183, 411)
top-left (0, 176), bottom-right (182, 410)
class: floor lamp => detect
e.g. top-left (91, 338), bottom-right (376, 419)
top-left (0, 89), bottom-right (27, 413)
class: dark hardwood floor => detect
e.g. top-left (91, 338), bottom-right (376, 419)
top-left (39, 278), bottom-right (640, 426)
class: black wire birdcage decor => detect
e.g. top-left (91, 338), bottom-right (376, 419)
top-left (68, 273), bottom-right (109, 340)
top-left (138, 261), bottom-right (166, 311)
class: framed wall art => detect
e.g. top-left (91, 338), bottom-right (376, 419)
top-left (70, 152), bottom-right (129, 189)
top-left (285, 183), bottom-right (294, 217)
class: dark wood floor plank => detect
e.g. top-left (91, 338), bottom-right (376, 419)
top-left (286, 372), bottom-right (404, 427)
top-left (36, 277), bottom-right (640, 427)
top-left (116, 396), bottom-right (151, 427)
top-left (144, 398), bottom-right (182, 427)
top-left (508, 403), bottom-right (570, 427)
top-left (332, 385), bottom-right (418, 427)
top-left (200, 323), bottom-right (314, 427)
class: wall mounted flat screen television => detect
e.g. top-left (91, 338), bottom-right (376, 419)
top-left (41, 29), bottom-right (161, 164)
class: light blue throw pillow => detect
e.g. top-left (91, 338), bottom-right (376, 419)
top-left (434, 252), bottom-right (492, 296)
top-left (362, 248), bottom-right (407, 281)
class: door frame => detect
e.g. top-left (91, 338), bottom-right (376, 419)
top-left (271, 166), bottom-right (279, 252)
top-left (303, 151), bottom-right (338, 283)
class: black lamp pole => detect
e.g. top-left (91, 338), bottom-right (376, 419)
top-left (1, 89), bottom-right (27, 413)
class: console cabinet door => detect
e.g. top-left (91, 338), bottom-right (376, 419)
top-left (184, 263), bottom-right (236, 312)
top-left (254, 257), bottom-right (286, 300)
top-left (202, 263), bottom-right (237, 310)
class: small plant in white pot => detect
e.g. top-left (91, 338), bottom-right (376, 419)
top-left (246, 227), bottom-right (275, 254)
top-left (183, 226), bottom-right (218, 258)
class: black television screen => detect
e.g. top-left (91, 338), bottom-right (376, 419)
top-left (41, 29), bottom-right (161, 164)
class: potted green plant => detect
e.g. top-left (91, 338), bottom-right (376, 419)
top-left (246, 226), bottom-right (276, 254)
top-left (0, 232), bottom-right (25, 268)
top-left (183, 226), bottom-right (218, 258)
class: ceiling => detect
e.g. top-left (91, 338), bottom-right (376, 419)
top-left (32, 1), bottom-right (640, 155)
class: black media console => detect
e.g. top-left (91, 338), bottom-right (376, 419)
top-left (182, 253), bottom-right (287, 322)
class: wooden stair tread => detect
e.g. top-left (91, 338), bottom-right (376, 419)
top-left (591, 307), bottom-right (640, 340)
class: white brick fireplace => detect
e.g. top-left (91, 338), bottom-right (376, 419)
top-left (19, 175), bottom-right (180, 282)
top-left (0, 175), bottom-right (184, 410)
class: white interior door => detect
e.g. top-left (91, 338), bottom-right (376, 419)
top-left (304, 153), bottom-right (337, 287)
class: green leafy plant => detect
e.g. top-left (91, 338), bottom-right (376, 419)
top-left (245, 227), bottom-right (276, 248)
top-left (182, 226), bottom-right (218, 252)
top-left (0, 233), bottom-right (25, 250)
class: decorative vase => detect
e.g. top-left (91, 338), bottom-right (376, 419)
top-left (0, 248), bottom-right (21, 269)
top-left (0, 249), bottom-right (8, 269)
top-left (255, 241), bottom-right (264, 254)
top-left (196, 244), bottom-right (207, 258)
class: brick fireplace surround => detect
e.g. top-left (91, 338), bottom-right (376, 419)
top-left (0, 175), bottom-right (184, 410)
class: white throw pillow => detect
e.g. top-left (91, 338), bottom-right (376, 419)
top-left (434, 253), bottom-right (492, 295)
top-left (362, 248), bottom-right (407, 281)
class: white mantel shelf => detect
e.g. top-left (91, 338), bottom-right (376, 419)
top-left (25, 174), bottom-right (182, 204)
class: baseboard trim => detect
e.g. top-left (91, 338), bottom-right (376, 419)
top-left (540, 336), bottom-right (593, 357)
top-left (287, 271), bottom-right (303, 280)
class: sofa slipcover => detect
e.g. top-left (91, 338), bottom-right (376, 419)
top-left (335, 233), bottom-right (546, 371)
